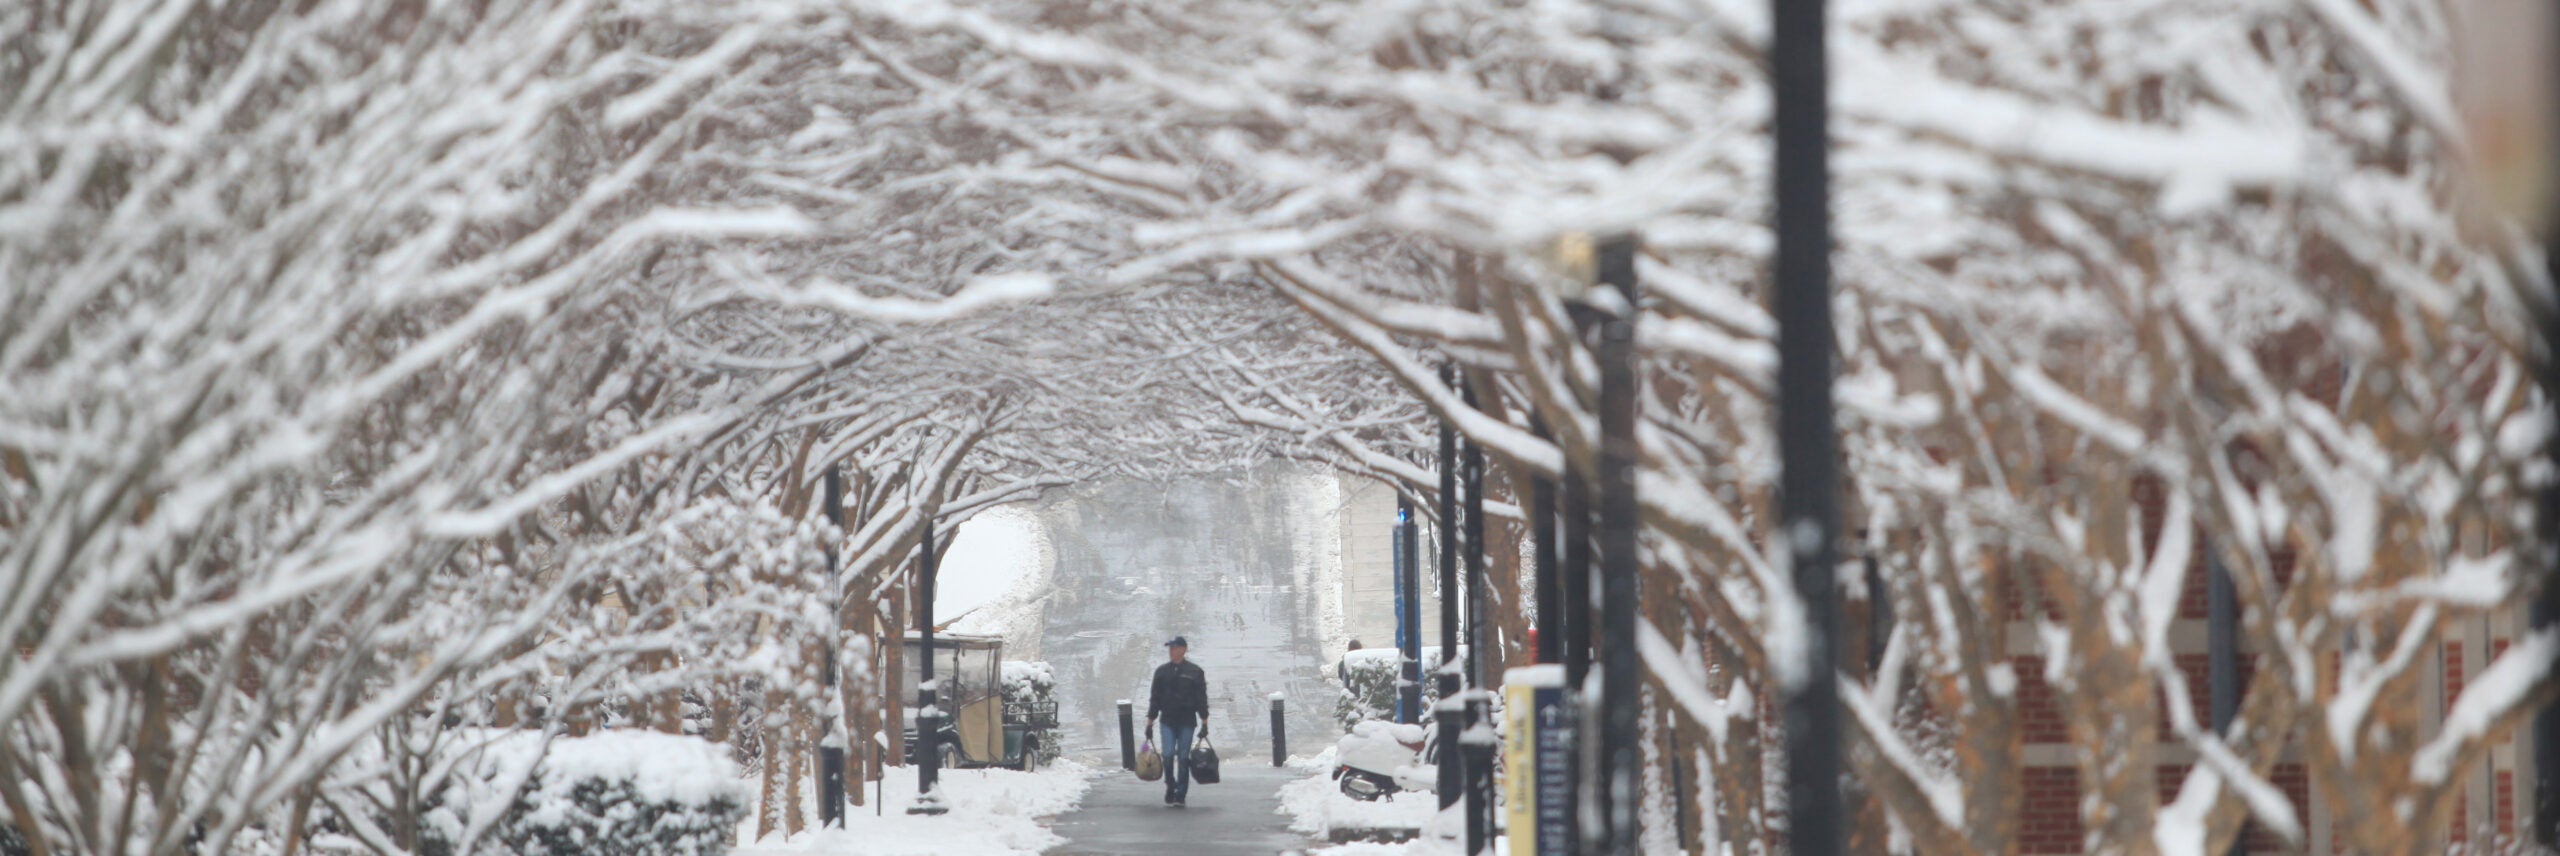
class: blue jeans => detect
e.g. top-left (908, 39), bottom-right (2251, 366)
top-left (1158, 721), bottom-right (1196, 801)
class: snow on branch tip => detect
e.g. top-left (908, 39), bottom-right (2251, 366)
top-left (731, 272), bottom-right (1059, 323)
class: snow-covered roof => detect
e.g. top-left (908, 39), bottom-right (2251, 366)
top-left (902, 631), bottom-right (1004, 648)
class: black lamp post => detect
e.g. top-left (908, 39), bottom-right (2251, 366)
top-left (1398, 497), bottom-right (1423, 725)
top-left (2536, 35), bottom-right (2560, 838)
top-left (1533, 419), bottom-right (1560, 666)
top-left (1461, 377), bottom-right (1494, 854)
top-left (1463, 381), bottom-right (1488, 693)
top-left (1559, 457), bottom-right (1591, 852)
top-left (1772, 0), bottom-right (1843, 851)
top-left (1436, 363), bottom-right (1464, 809)
top-left (1538, 235), bottom-right (1611, 854)
top-left (820, 468), bottom-right (847, 827)
top-left (1591, 234), bottom-right (1643, 856)
top-left (908, 514), bottom-right (949, 815)
top-left (2536, 120), bottom-right (2560, 847)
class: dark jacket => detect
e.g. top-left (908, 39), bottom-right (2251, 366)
top-left (1147, 660), bottom-right (1209, 729)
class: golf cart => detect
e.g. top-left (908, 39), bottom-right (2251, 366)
top-left (898, 633), bottom-right (1058, 770)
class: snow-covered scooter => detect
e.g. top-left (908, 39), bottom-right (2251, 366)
top-left (1331, 720), bottom-right (1437, 800)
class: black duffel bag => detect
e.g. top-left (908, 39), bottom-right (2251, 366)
top-left (1190, 732), bottom-right (1221, 785)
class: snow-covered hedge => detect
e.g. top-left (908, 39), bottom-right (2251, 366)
top-left (1000, 660), bottom-right (1055, 703)
top-left (1332, 647), bottom-right (1455, 732)
top-left (1000, 661), bottom-right (1063, 769)
top-left (423, 730), bottom-right (748, 856)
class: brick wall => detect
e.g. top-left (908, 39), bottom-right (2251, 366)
top-left (2450, 641), bottom-right (2468, 845)
top-left (2252, 763), bottom-right (2311, 853)
top-left (2022, 766), bottom-right (2083, 854)
top-left (2020, 763), bottom-right (2309, 854)
top-left (1979, 489), bottom-right (2503, 854)
top-left (2162, 653), bottom-right (2255, 740)
top-left (2012, 655), bottom-right (2068, 745)
top-left (2498, 770), bottom-right (2516, 840)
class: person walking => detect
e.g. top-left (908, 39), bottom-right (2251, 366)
top-left (1145, 636), bottom-right (1209, 807)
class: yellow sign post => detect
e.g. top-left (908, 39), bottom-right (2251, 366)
top-left (1504, 665), bottom-right (1569, 854)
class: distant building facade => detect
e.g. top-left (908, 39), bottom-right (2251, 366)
top-left (1334, 475), bottom-right (1440, 668)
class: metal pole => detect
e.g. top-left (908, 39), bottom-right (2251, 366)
top-left (2541, 458), bottom-right (2560, 848)
top-left (1399, 499), bottom-right (1424, 726)
top-left (1272, 696), bottom-right (1288, 767)
top-left (1461, 377), bottom-right (1494, 854)
top-left (1437, 691), bottom-right (1466, 812)
top-left (1465, 719), bottom-right (1495, 855)
top-left (1119, 700), bottom-right (1137, 771)
top-left (1592, 235), bottom-right (1643, 856)
top-left (1534, 419), bottom-right (1560, 664)
top-left (2539, 450), bottom-right (2560, 848)
top-left (1464, 380), bottom-right (1487, 691)
top-left (1559, 436), bottom-right (1594, 853)
top-left (1562, 458), bottom-right (1594, 690)
top-left (820, 468), bottom-right (847, 828)
top-left (1437, 365), bottom-right (1464, 809)
top-left (1772, 0), bottom-right (1842, 849)
top-left (909, 516), bottom-right (949, 814)
top-left (2531, 14), bottom-right (2560, 843)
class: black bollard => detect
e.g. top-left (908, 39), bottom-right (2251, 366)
top-left (909, 522), bottom-right (947, 815)
top-left (1435, 686), bottom-right (1464, 809)
top-left (1270, 696), bottom-right (1287, 767)
top-left (1119, 700), bottom-right (1137, 771)
top-left (1464, 696), bottom-right (1496, 855)
top-left (1435, 365), bottom-right (1465, 810)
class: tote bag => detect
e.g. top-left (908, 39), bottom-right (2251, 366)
top-left (1135, 740), bottom-right (1164, 781)
top-left (1189, 733), bottom-right (1220, 785)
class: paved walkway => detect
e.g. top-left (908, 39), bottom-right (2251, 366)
top-left (1047, 761), bottom-right (1320, 855)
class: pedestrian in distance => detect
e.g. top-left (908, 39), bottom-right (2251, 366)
top-left (1145, 636), bottom-right (1209, 807)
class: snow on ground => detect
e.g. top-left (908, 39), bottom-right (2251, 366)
top-left (1307, 838), bottom-right (1510, 856)
top-left (1288, 805), bottom-right (1510, 856)
top-left (939, 507), bottom-right (1053, 647)
top-left (733, 759), bottom-right (1094, 856)
top-left (1275, 746), bottom-right (1440, 842)
top-left (1277, 770), bottom-right (1441, 840)
top-left (1292, 804), bottom-right (1512, 856)
top-left (1278, 742), bottom-right (1526, 856)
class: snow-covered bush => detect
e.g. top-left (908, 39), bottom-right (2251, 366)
top-left (421, 731), bottom-right (748, 856)
top-left (998, 661), bottom-right (1063, 769)
top-left (1332, 647), bottom-right (1454, 732)
top-left (1000, 661), bottom-right (1056, 704)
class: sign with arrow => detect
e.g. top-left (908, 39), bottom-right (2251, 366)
top-left (1505, 665), bottom-right (1571, 854)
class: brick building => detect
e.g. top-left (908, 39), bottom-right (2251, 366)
top-left (2003, 522), bottom-right (2533, 853)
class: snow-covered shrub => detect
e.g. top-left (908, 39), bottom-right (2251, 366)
top-left (422, 730), bottom-right (748, 856)
top-left (1000, 661), bottom-right (1056, 704)
top-left (1000, 661), bottom-right (1063, 769)
top-left (1332, 647), bottom-right (1454, 732)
